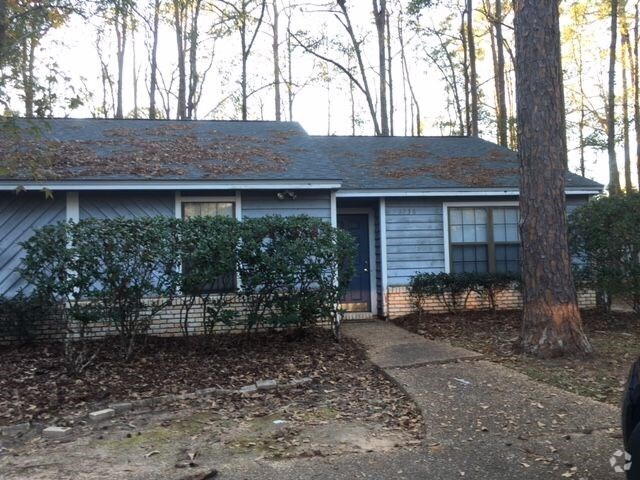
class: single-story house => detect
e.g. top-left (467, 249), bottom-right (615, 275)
top-left (0, 118), bottom-right (603, 330)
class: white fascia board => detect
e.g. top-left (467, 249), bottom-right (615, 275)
top-left (336, 188), bottom-right (601, 198)
top-left (0, 180), bottom-right (342, 191)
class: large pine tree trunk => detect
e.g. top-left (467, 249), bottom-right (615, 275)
top-left (608, 0), bottom-right (622, 194)
top-left (514, 0), bottom-right (592, 358)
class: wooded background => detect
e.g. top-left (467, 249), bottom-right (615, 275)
top-left (0, 0), bottom-right (637, 190)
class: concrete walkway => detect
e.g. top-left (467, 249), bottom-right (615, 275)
top-left (341, 320), bottom-right (623, 480)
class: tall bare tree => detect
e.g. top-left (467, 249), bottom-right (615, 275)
top-left (465, 0), bottom-right (478, 136)
top-left (483, 0), bottom-right (507, 146)
top-left (634, 1), bottom-right (640, 187)
top-left (292, 1), bottom-right (383, 135)
top-left (96, 0), bottom-right (134, 118)
top-left (216, 0), bottom-right (267, 121)
top-left (373, 0), bottom-right (389, 135)
top-left (149, 0), bottom-right (161, 119)
top-left (271, 0), bottom-right (281, 121)
top-left (398, 11), bottom-right (420, 135)
top-left (608, 0), bottom-right (622, 194)
top-left (386, 10), bottom-right (394, 135)
top-left (514, 0), bottom-right (592, 357)
top-left (621, 1), bottom-right (633, 191)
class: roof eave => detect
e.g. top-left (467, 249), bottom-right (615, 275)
top-left (0, 179), bottom-right (343, 191)
top-left (336, 187), bottom-right (603, 198)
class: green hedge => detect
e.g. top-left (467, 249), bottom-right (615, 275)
top-left (18, 215), bottom-right (355, 367)
top-left (409, 271), bottom-right (521, 315)
top-left (238, 215), bottom-right (355, 332)
top-left (569, 193), bottom-right (640, 313)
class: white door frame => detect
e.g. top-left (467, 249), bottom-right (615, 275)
top-left (337, 208), bottom-right (378, 317)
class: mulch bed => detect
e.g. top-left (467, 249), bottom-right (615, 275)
top-left (394, 309), bottom-right (640, 405)
top-left (0, 329), bottom-right (423, 439)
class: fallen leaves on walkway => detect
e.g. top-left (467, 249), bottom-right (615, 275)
top-left (394, 310), bottom-right (639, 405)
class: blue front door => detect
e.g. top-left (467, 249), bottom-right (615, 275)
top-left (338, 213), bottom-right (371, 312)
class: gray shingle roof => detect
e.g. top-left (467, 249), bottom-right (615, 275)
top-left (0, 119), bottom-right (603, 191)
top-left (312, 135), bottom-right (603, 191)
top-left (0, 118), bottom-right (339, 182)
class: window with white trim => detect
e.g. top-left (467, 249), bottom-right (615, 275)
top-left (448, 206), bottom-right (521, 273)
top-left (182, 201), bottom-right (234, 219)
top-left (181, 200), bottom-right (236, 292)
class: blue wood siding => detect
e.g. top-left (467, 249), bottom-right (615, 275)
top-left (385, 199), bottom-right (445, 286)
top-left (385, 195), bottom-right (592, 287)
top-left (80, 192), bottom-right (174, 219)
top-left (0, 193), bottom-right (66, 296)
top-left (241, 191), bottom-right (331, 221)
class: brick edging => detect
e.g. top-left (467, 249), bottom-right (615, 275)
top-left (1, 377), bottom-right (313, 440)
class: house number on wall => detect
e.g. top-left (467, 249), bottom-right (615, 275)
top-left (397, 208), bottom-right (417, 215)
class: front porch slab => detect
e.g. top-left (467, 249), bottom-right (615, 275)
top-left (342, 320), bottom-right (482, 368)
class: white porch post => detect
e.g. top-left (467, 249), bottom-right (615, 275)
top-left (66, 191), bottom-right (79, 222)
top-left (174, 191), bottom-right (182, 219)
top-left (330, 190), bottom-right (337, 228)
top-left (380, 197), bottom-right (388, 319)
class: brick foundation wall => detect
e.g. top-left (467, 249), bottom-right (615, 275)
top-left (385, 286), bottom-right (598, 319)
top-left (0, 295), bottom-right (331, 345)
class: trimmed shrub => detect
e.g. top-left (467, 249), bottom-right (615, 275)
top-left (84, 217), bottom-right (181, 360)
top-left (20, 214), bottom-right (356, 357)
top-left (177, 216), bottom-right (241, 337)
top-left (237, 215), bottom-right (356, 332)
top-left (409, 271), bottom-right (521, 315)
top-left (569, 193), bottom-right (640, 313)
top-left (21, 221), bottom-right (106, 372)
top-left (21, 218), bottom-right (181, 363)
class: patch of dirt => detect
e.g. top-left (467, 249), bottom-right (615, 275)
top-left (0, 330), bottom-right (423, 479)
top-left (393, 309), bottom-right (640, 405)
top-left (0, 330), bottom-right (423, 441)
top-left (0, 391), bottom-right (422, 479)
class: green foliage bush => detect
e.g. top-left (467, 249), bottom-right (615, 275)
top-left (19, 214), bottom-right (356, 362)
top-left (84, 217), bottom-right (181, 359)
top-left (178, 216), bottom-right (242, 337)
top-left (569, 193), bottom-right (640, 313)
top-left (21, 221), bottom-right (107, 372)
top-left (409, 271), bottom-right (521, 315)
top-left (237, 215), bottom-right (356, 332)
